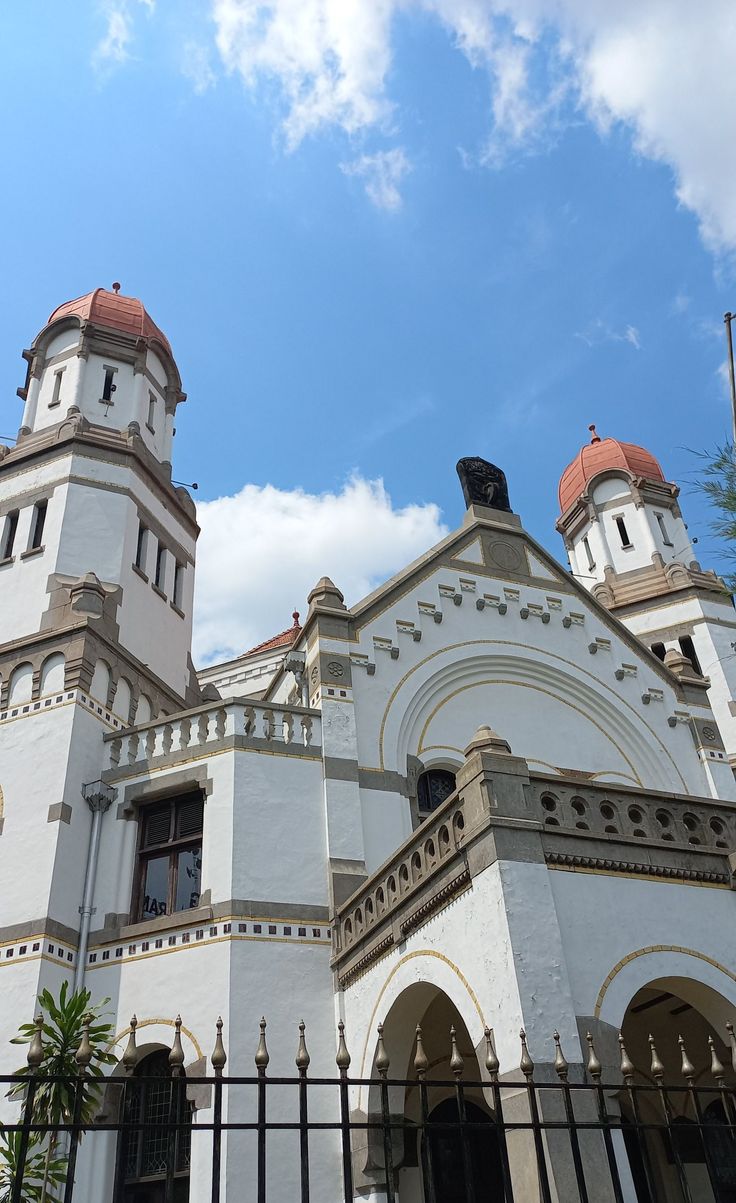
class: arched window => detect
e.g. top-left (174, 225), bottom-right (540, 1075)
top-left (121, 1049), bottom-right (191, 1202)
top-left (417, 768), bottom-right (456, 818)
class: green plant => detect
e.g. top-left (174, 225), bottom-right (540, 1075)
top-left (695, 441), bottom-right (736, 591)
top-left (0, 1133), bottom-right (66, 1203)
top-left (3, 982), bottom-right (115, 1202)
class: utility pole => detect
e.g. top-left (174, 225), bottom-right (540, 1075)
top-left (726, 311), bottom-right (736, 444)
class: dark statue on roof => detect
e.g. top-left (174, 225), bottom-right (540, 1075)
top-left (456, 457), bottom-right (512, 513)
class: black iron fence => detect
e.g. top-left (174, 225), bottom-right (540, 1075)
top-left (3, 1015), bottom-right (736, 1202)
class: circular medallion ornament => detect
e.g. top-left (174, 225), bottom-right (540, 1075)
top-left (702, 724), bottom-right (717, 742)
top-left (310, 665), bottom-right (319, 685)
top-left (490, 541), bottom-right (522, 572)
top-left (327, 661), bottom-right (344, 679)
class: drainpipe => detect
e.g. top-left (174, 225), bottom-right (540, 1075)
top-left (74, 780), bottom-right (116, 993)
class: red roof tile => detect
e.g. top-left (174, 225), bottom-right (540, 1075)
top-left (244, 612), bottom-right (301, 657)
top-left (559, 426), bottom-right (665, 514)
top-left (48, 286), bottom-right (171, 356)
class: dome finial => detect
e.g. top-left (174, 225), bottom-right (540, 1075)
top-left (112, 281), bottom-right (121, 294)
top-left (588, 423), bottom-right (601, 444)
top-left (292, 609), bottom-right (300, 627)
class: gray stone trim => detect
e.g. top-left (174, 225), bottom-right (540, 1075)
top-left (0, 423), bottom-right (198, 536)
top-left (0, 481), bottom-right (59, 518)
top-left (133, 496), bottom-right (195, 569)
top-left (0, 916), bottom-right (79, 947)
top-left (118, 764), bottom-right (214, 816)
top-left (88, 899), bottom-right (330, 946)
top-left (357, 767), bottom-right (409, 795)
top-left (47, 802), bottom-right (72, 824)
top-left (20, 545), bottom-right (45, 561)
top-left (44, 346), bottom-right (81, 370)
top-left (545, 850), bottom-right (728, 885)
top-left (324, 756), bottom-right (359, 783)
top-left (107, 732), bottom-right (320, 785)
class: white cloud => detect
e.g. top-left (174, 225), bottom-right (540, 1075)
top-left (211, 0), bottom-right (736, 250)
top-left (92, 0), bottom-right (153, 72)
top-left (575, 318), bottom-right (641, 350)
top-left (182, 40), bottom-right (217, 94)
top-left (340, 147), bottom-right (411, 211)
top-left (192, 474), bottom-right (448, 665)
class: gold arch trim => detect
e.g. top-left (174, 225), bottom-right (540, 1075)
top-left (417, 677), bottom-right (642, 785)
top-left (377, 638), bottom-right (689, 792)
top-left (358, 948), bottom-right (486, 1078)
top-left (594, 945), bottom-right (736, 1019)
top-left (110, 1016), bottom-right (203, 1061)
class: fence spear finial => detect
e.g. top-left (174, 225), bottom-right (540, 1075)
top-left (648, 1034), bottom-right (664, 1084)
top-left (169, 1015), bottom-right (185, 1075)
top-left (727, 1022), bottom-right (736, 1074)
top-left (618, 1033), bottom-right (635, 1085)
top-left (585, 1032), bottom-right (602, 1083)
top-left (553, 1031), bottom-right (568, 1082)
top-left (122, 1015), bottom-right (138, 1074)
top-left (75, 1015), bottom-right (93, 1072)
top-left (27, 1014), bottom-right (44, 1069)
top-left (296, 1021), bottom-right (310, 1072)
top-left (484, 1027), bottom-right (499, 1081)
top-left (336, 1020), bottom-right (351, 1071)
top-left (211, 1017), bottom-right (227, 1074)
top-left (375, 1023), bottom-right (390, 1078)
top-left (414, 1025), bottom-right (428, 1080)
top-left (519, 1028), bottom-right (534, 1080)
top-left (709, 1035), bottom-right (726, 1086)
top-left (678, 1035), bottom-right (695, 1085)
top-left (255, 1017), bottom-right (270, 1070)
top-left (449, 1026), bottom-right (464, 1078)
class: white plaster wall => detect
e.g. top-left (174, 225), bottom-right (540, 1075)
top-left (34, 356), bottom-right (83, 431)
top-left (549, 866), bottom-right (736, 1029)
top-left (0, 482), bottom-right (65, 641)
top-left (360, 787), bottom-right (412, 874)
top-left (78, 353), bottom-right (138, 431)
top-left (347, 565), bottom-right (713, 797)
top-left (232, 751), bottom-right (327, 906)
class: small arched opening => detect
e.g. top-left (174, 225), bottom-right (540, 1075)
top-left (618, 979), bottom-right (736, 1202)
top-left (416, 767), bottom-right (457, 821)
top-left (119, 1048), bottom-right (192, 1202)
top-left (366, 982), bottom-right (502, 1202)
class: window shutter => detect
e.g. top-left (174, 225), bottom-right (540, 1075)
top-left (176, 796), bottom-right (203, 839)
top-left (142, 806), bottom-right (171, 848)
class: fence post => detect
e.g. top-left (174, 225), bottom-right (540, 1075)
top-left (450, 1025), bottom-right (476, 1203)
top-left (375, 1024), bottom-right (395, 1203)
top-left (336, 1021), bottom-right (354, 1203)
top-left (519, 1029), bottom-right (552, 1203)
top-left (484, 1028), bottom-right (515, 1203)
top-left (11, 1014), bottom-right (44, 1203)
top-left (210, 1017), bottom-right (227, 1203)
top-left (255, 1018), bottom-right (269, 1203)
top-left (552, 1031), bottom-right (589, 1203)
top-left (584, 1033), bottom-right (624, 1203)
top-left (296, 1021), bottom-right (311, 1203)
top-left (63, 1015), bottom-right (94, 1203)
top-left (164, 1016), bottom-right (185, 1203)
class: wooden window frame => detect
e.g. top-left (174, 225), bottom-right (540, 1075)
top-left (133, 794), bottom-right (203, 923)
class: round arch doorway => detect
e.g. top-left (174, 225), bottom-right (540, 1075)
top-left (371, 982), bottom-right (503, 1201)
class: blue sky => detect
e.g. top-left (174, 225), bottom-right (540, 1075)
top-left (1, 1), bottom-right (735, 661)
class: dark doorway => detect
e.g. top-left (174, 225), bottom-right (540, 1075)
top-left (423, 1097), bottom-right (502, 1201)
top-left (120, 1050), bottom-right (191, 1203)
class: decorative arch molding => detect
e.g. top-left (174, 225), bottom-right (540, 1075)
top-left (109, 1016), bottom-right (203, 1063)
top-left (379, 641), bottom-right (688, 793)
top-left (355, 948), bottom-right (488, 1092)
top-left (595, 946), bottom-right (736, 1028)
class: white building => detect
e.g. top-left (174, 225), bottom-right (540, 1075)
top-left (2, 289), bottom-right (736, 1201)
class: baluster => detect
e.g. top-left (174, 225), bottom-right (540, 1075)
top-left (301, 714), bottom-right (313, 747)
top-left (127, 733), bottom-right (139, 765)
top-left (108, 738), bottom-right (121, 768)
top-left (179, 717), bottom-right (191, 751)
top-left (162, 723), bottom-right (173, 755)
top-left (215, 708), bottom-right (227, 740)
top-left (197, 712), bottom-right (210, 745)
top-left (244, 706), bottom-right (256, 737)
top-left (263, 708), bottom-right (275, 740)
top-left (145, 726), bottom-right (156, 760)
top-left (282, 711), bottom-right (294, 745)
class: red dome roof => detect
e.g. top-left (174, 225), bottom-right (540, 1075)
top-left (48, 285), bottom-right (171, 356)
top-left (559, 426), bottom-right (665, 514)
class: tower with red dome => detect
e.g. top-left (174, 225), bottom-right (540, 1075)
top-left (557, 425), bottom-right (736, 764)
